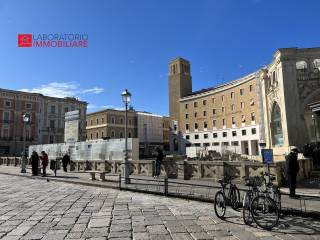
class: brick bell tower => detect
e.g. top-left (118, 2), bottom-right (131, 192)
top-left (168, 57), bottom-right (192, 127)
top-left (168, 57), bottom-right (192, 154)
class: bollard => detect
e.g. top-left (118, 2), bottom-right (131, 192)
top-left (164, 176), bottom-right (168, 196)
top-left (119, 174), bottom-right (122, 190)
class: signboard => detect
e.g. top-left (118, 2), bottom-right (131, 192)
top-left (64, 110), bottom-right (79, 143)
top-left (261, 149), bottom-right (273, 164)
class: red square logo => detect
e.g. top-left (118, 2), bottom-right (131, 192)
top-left (18, 34), bottom-right (32, 47)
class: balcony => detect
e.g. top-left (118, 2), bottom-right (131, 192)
top-left (297, 71), bottom-right (320, 81)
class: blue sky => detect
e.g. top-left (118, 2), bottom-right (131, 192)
top-left (0, 0), bottom-right (319, 115)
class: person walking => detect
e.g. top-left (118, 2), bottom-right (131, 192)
top-left (285, 148), bottom-right (300, 198)
top-left (30, 151), bottom-right (39, 176)
top-left (62, 153), bottom-right (70, 172)
top-left (154, 147), bottom-right (164, 179)
top-left (40, 151), bottom-right (49, 177)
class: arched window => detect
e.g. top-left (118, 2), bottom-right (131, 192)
top-left (128, 131), bottom-right (132, 138)
top-left (120, 118), bottom-right (124, 124)
top-left (313, 59), bottom-right (320, 70)
top-left (271, 103), bottom-right (284, 146)
top-left (111, 131), bottom-right (115, 138)
top-left (296, 61), bottom-right (308, 72)
top-left (120, 131), bottom-right (124, 138)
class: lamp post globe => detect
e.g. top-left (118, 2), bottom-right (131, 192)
top-left (121, 89), bottom-right (131, 184)
top-left (21, 113), bottom-right (30, 173)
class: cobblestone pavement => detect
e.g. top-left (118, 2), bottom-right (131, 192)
top-left (0, 175), bottom-right (319, 240)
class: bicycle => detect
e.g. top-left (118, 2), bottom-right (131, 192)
top-left (250, 172), bottom-right (280, 230)
top-left (214, 177), bottom-right (240, 218)
top-left (242, 176), bottom-right (261, 225)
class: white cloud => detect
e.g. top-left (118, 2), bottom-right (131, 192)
top-left (19, 82), bottom-right (104, 98)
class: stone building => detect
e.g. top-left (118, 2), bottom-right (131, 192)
top-left (86, 109), bottom-right (170, 156)
top-left (169, 47), bottom-right (320, 157)
top-left (0, 88), bottom-right (87, 155)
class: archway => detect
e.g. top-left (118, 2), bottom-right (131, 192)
top-left (173, 138), bottom-right (179, 152)
top-left (271, 103), bottom-right (284, 146)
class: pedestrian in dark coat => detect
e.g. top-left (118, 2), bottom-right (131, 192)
top-left (154, 147), bottom-right (164, 178)
top-left (62, 153), bottom-right (70, 172)
top-left (40, 151), bottom-right (49, 177)
top-left (285, 148), bottom-right (300, 198)
top-left (30, 151), bottom-right (39, 176)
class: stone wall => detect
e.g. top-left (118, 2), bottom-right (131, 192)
top-left (0, 156), bottom-right (312, 186)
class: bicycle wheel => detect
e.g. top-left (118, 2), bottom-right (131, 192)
top-left (242, 192), bottom-right (253, 225)
top-left (230, 185), bottom-right (240, 210)
top-left (214, 190), bottom-right (226, 218)
top-left (273, 187), bottom-right (282, 212)
top-left (251, 195), bottom-right (279, 230)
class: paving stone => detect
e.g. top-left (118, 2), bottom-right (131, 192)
top-left (88, 218), bottom-right (110, 228)
top-left (133, 232), bottom-right (150, 240)
top-left (149, 234), bottom-right (172, 240)
top-left (147, 225), bottom-right (168, 234)
top-left (110, 223), bottom-right (132, 231)
top-left (190, 232), bottom-right (214, 240)
top-left (109, 230), bottom-right (132, 238)
top-left (171, 233), bottom-right (194, 240)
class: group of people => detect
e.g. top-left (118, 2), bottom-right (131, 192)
top-left (29, 151), bottom-right (71, 177)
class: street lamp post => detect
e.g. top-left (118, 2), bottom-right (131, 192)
top-left (312, 114), bottom-right (317, 142)
top-left (121, 89), bottom-right (131, 184)
top-left (21, 113), bottom-right (31, 173)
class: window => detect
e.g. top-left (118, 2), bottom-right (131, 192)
top-left (241, 102), bottom-right (245, 109)
top-left (203, 111), bottom-right (206, 117)
top-left (120, 132), bottom-right (124, 138)
top-left (26, 103), bottom-right (32, 109)
top-left (232, 117), bottom-right (236, 125)
top-left (232, 131), bottom-right (237, 137)
top-left (231, 104), bottom-right (235, 111)
top-left (195, 123), bottom-right (198, 129)
top-left (64, 107), bottom-right (69, 112)
top-left (3, 112), bottom-right (10, 122)
top-left (194, 102), bottom-right (198, 107)
top-left (101, 132), bottom-right (104, 138)
top-left (212, 120), bottom-right (216, 127)
top-left (213, 133), bottom-right (218, 138)
top-left (203, 100), bottom-right (206, 106)
top-left (241, 115), bottom-right (246, 123)
top-left (222, 118), bottom-right (226, 126)
top-left (90, 133), bottom-right (93, 139)
top-left (186, 124), bottom-right (189, 130)
top-left (222, 142), bottom-right (229, 146)
top-left (49, 135), bottom-right (54, 144)
top-left (50, 120), bottom-right (55, 128)
top-left (5, 101), bottom-right (11, 107)
top-left (240, 89), bottom-right (244, 95)
top-left (96, 119), bottom-right (99, 124)
top-left (111, 117), bottom-right (115, 124)
top-left (296, 61), bottom-right (307, 72)
top-left (185, 114), bottom-right (188, 119)
top-left (174, 124), bottom-right (177, 131)
top-left (231, 141), bottom-right (239, 146)
top-left (85, 121), bottom-right (87, 127)
top-left (90, 120), bottom-right (93, 125)
top-left (250, 99), bottom-right (254, 106)
top-left (221, 95), bottom-right (225, 102)
top-left (251, 112), bottom-right (255, 121)
top-left (96, 132), bottom-right (99, 138)
top-left (222, 132), bottom-right (227, 137)
top-left (185, 104), bottom-right (188, 109)
top-left (111, 131), bottom-right (115, 138)
top-left (195, 134), bottom-right (199, 139)
top-left (313, 59), bottom-right (320, 70)
top-left (194, 143), bottom-right (201, 147)
top-left (242, 130), bottom-right (246, 136)
top-left (71, 106), bottom-right (75, 111)
top-left (204, 121), bottom-right (207, 129)
top-left (2, 128), bottom-right (9, 139)
top-left (212, 142), bottom-right (219, 146)
top-left (222, 107), bottom-right (225, 113)
top-left (186, 135), bottom-right (190, 140)
top-left (50, 105), bottom-right (56, 114)
top-left (120, 118), bottom-right (124, 124)
top-left (204, 143), bottom-right (210, 147)
top-left (231, 92), bottom-right (234, 99)
top-left (128, 132), bottom-right (132, 138)
top-left (212, 109), bottom-right (216, 115)
top-left (204, 134), bottom-right (208, 139)
top-left (249, 85), bottom-right (254, 92)
top-left (212, 98), bottom-right (216, 104)
top-left (251, 128), bottom-right (257, 135)
top-left (129, 119), bottom-right (132, 125)
top-left (194, 112), bottom-right (198, 118)
top-left (102, 118), bottom-right (104, 124)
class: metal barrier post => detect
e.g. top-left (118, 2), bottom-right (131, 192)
top-left (119, 174), bottom-right (122, 190)
top-left (164, 176), bottom-right (168, 196)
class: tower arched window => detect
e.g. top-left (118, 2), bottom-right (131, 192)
top-left (271, 103), bottom-right (284, 146)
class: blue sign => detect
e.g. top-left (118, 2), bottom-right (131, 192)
top-left (261, 149), bottom-right (273, 164)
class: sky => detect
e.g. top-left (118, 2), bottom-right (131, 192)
top-left (0, 0), bottom-right (320, 115)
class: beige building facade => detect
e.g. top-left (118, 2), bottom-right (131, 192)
top-left (0, 88), bottom-right (87, 155)
top-left (169, 47), bottom-right (320, 157)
